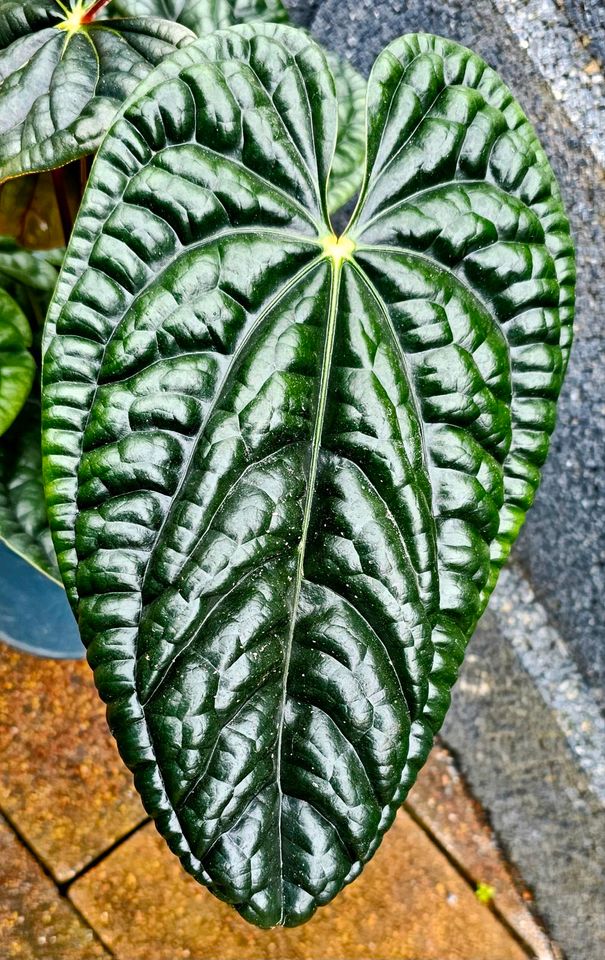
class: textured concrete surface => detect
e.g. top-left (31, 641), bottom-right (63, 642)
top-left (442, 604), bottom-right (605, 960)
top-left (564, 0), bottom-right (605, 62)
top-left (0, 643), bottom-right (145, 881)
top-left (69, 814), bottom-right (527, 960)
top-left (494, 0), bottom-right (605, 166)
top-left (0, 814), bottom-right (108, 959)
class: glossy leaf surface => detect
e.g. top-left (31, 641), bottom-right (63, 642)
top-left (0, 398), bottom-right (60, 578)
top-left (113, 0), bottom-right (366, 211)
top-left (42, 26), bottom-right (574, 927)
top-left (0, 288), bottom-right (35, 435)
top-left (112, 0), bottom-right (289, 31)
top-left (0, 0), bottom-right (194, 182)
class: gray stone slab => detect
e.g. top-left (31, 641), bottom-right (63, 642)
top-left (563, 0), bottom-right (605, 62)
top-left (442, 596), bottom-right (605, 960)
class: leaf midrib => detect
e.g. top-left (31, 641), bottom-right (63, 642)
top-left (273, 250), bottom-right (342, 922)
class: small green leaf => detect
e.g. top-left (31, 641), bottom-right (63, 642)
top-left (0, 1), bottom-right (195, 182)
top-left (42, 26), bottom-right (574, 928)
top-left (475, 882), bottom-right (496, 904)
top-left (0, 397), bottom-right (60, 579)
top-left (0, 235), bottom-right (61, 333)
top-left (0, 288), bottom-right (35, 436)
top-left (0, 236), bottom-right (61, 575)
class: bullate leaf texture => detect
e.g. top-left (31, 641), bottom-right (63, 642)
top-left (0, 0), bottom-right (195, 182)
top-left (42, 25), bottom-right (575, 928)
top-left (112, 0), bottom-right (366, 211)
top-left (112, 0), bottom-right (290, 32)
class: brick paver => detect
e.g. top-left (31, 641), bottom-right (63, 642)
top-left (0, 640), bottom-right (556, 959)
top-left (69, 814), bottom-right (527, 960)
top-left (0, 813), bottom-right (108, 959)
top-left (0, 642), bottom-right (145, 881)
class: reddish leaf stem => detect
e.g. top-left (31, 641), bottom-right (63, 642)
top-left (81, 0), bottom-right (113, 23)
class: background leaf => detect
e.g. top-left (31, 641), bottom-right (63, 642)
top-left (112, 0), bottom-right (289, 31)
top-left (0, 397), bottom-right (60, 578)
top-left (0, 235), bottom-right (59, 293)
top-left (113, 0), bottom-right (366, 211)
top-left (42, 25), bottom-right (574, 928)
top-left (0, 236), bottom-right (60, 573)
top-left (0, 287), bottom-right (35, 435)
top-left (0, 1), bottom-right (195, 182)
top-left (325, 50), bottom-right (365, 213)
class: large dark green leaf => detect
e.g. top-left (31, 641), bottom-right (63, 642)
top-left (0, 287), bottom-right (35, 435)
top-left (42, 26), bottom-right (574, 927)
top-left (0, 397), bottom-right (60, 579)
top-left (0, 1), bottom-right (195, 182)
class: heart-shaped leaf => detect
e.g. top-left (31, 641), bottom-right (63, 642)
top-left (0, 287), bottom-right (35, 435)
top-left (0, 397), bottom-right (60, 578)
top-left (42, 25), bottom-right (574, 927)
top-left (0, 1), bottom-right (195, 182)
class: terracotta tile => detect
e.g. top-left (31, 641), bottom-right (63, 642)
top-left (0, 641), bottom-right (145, 882)
top-left (0, 814), bottom-right (109, 959)
top-left (70, 811), bottom-right (527, 960)
top-left (408, 740), bottom-right (560, 960)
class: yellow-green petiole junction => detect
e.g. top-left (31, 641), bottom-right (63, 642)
top-left (320, 233), bottom-right (356, 265)
top-left (56, 0), bottom-right (112, 35)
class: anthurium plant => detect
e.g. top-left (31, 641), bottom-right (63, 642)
top-left (0, 0), bottom-right (364, 587)
top-left (1, 0), bottom-right (574, 932)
